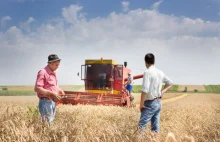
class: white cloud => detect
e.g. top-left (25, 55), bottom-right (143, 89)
top-left (27, 17), bottom-right (35, 23)
top-left (20, 17), bottom-right (35, 32)
top-left (122, 1), bottom-right (130, 12)
top-left (2, 16), bottom-right (12, 21)
top-left (62, 4), bottom-right (83, 24)
top-left (1, 16), bottom-right (12, 28)
top-left (2, 26), bottom-right (27, 46)
top-left (0, 5), bottom-right (220, 85)
top-left (152, 0), bottom-right (164, 11)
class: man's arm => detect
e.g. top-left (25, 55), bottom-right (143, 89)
top-left (161, 85), bottom-right (172, 95)
top-left (35, 87), bottom-right (58, 97)
top-left (125, 77), bottom-right (132, 86)
top-left (140, 72), bottom-right (150, 112)
top-left (124, 81), bottom-right (129, 86)
top-left (140, 92), bottom-right (147, 112)
top-left (161, 74), bottom-right (173, 96)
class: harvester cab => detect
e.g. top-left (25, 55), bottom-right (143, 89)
top-left (60, 58), bottom-right (143, 107)
top-left (82, 59), bottom-right (129, 95)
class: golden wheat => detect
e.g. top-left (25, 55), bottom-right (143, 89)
top-left (0, 94), bottom-right (220, 142)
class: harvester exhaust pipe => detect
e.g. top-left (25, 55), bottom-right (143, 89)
top-left (124, 61), bottom-right (127, 68)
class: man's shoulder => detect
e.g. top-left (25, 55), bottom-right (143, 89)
top-left (154, 68), bottom-right (165, 75)
top-left (38, 68), bottom-right (47, 75)
top-left (145, 67), bottom-right (164, 76)
top-left (128, 76), bottom-right (133, 80)
top-left (99, 73), bottom-right (106, 75)
top-left (144, 69), bottom-right (152, 74)
top-left (149, 67), bottom-right (163, 73)
top-left (154, 67), bottom-right (163, 72)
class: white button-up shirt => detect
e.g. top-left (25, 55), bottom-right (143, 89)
top-left (127, 76), bottom-right (133, 85)
top-left (98, 73), bottom-right (106, 79)
top-left (141, 66), bottom-right (173, 100)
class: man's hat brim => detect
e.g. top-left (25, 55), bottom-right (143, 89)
top-left (48, 59), bottom-right (61, 63)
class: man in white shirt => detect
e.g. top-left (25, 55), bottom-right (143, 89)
top-left (138, 53), bottom-right (173, 134)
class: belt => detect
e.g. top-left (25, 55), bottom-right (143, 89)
top-left (40, 97), bottom-right (52, 100)
top-left (145, 97), bottom-right (161, 102)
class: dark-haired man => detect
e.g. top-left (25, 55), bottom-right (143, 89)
top-left (138, 53), bottom-right (173, 134)
top-left (34, 54), bottom-right (65, 123)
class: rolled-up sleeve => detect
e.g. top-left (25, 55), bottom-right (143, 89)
top-left (163, 74), bottom-right (173, 85)
top-left (35, 71), bottom-right (45, 91)
top-left (141, 72), bottom-right (150, 94)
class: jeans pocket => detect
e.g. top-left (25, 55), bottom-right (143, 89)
top-left (144, 101), bottom-right (152, 108)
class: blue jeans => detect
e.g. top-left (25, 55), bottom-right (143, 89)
top-left (126, 85), bottom-right (133, 92)
top-left (138, 99), bottom-right (162, 132)
top-left (38, 99), bottom-right (56, 122)
top-left (96, 79), bottom-right (106, 89)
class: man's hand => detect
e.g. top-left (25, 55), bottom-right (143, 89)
top-left (140, 105), bottom-right (148, 112)
top-left (58, 89), bottom-right (65, 96)
top-left (53, 94), bottom-right (61, 102)
top-left (51, 92), bottom-right (61, 101)
top-left (109, 78), bottom-right (114, 81)
top-left (161, 84), bottom-right (173, 96)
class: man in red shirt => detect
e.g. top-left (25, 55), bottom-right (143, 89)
top-left (34, 54), bottom-right (65, 123)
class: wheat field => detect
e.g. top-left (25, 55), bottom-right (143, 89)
top-left (0, 94), bottom-right (220, 142)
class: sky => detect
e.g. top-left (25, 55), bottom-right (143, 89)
top-left (0, 0), bottom-right (220, 85)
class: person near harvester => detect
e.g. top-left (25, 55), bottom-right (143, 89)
top-left (121, 86), bottom-right (134, 106)
top-left (125, 72), bottom-right (133, 96)
top-left (96, 72), bottom-right (107, 89)
top-left (138, 53), bottom-right (173, 134)
top-left (34, 54), bottom-right (65, 123)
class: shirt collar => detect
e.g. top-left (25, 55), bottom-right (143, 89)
top-left (147, 65), bottom-right (155, 70)
top-left (45, 65), bottom-right (55, 75)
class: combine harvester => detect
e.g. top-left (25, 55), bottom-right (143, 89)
top-left (59, 58), bottom-right (143, 107)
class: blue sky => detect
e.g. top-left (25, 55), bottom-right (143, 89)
top-left (0, 0), bottom-right (219, 31)
top-left (0, 0), bottom-right (220, 85)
